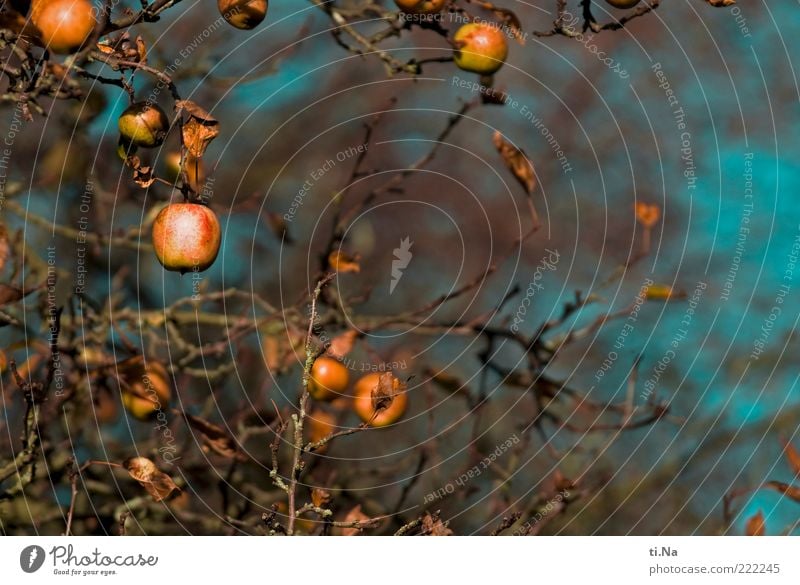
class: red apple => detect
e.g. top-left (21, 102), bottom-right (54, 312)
top-left (604, 0), bottom-right (641, 7)
top-left (152, 203), bottom-right (221, 273)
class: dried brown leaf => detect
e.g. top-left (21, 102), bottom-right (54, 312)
top-left (421, 512), bottom-right (453, 536)
top-left (175, 100), bottom-right (217, 123)
top-left (311, 488), bottom-right (332, 508)
top-left (763, 481), bottom-right (800, 503)
top-left (182, 117), bottom-right (220, 159)
top-left (493, 7), bottom-right (525, 45)
top-left (493, 131), bottom-right (535, 193)
top-left (782, 439), bottom-right (800, 477)
top-left (706, 0), bottom-right (735, 6)
top-left (745, 510), bottom-right (765, 536)
top-left (123, 457), bottom-right (180, 502)
top-left (176, 101), bottom-right (219, 158)
top-left (135, 36), bottom-right (147, 64)
top-left (182, 412), bottom-right (245, 461)
top-left (372, 372), bottom-right (405, 413)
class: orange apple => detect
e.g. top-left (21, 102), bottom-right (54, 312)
top-left (32, 0), bottom-right (96, 54)
top-left (453, 22), bottom-right (508, 75)
top-left (394, 0), bottom-right (446, 14)
top-left (308, 357), bottom-right (349, 401)
top-left (218, 0), bottom-right (268, 30)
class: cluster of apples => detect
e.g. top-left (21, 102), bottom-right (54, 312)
top-left (395, 0), bottom-right (642, 75)
top-left (308, 357), bottom-right (409, 428)
top-left (29, 0), bottom-right (274, 276)
top-left (116, 102), bottom-right (222, 274)
top-left (395, 0), bottom-right (508, 75)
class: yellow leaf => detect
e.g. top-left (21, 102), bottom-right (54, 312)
top-left (644, 284), bottom-right (685, 301)
top-left (635, 202), bottom-right (661, 228)
top-left (328, 250), bottom-right (360, 273)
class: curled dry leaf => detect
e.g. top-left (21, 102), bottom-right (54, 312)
top-left (123, 457), bottom-right (180, 502)
top-left (311, 487), bottom-right (332, 508)
top-left (124, 154), bottom-right (156, 188)
top-left (372, 372), bottom-right (406, 413)
top-left (328, 330), bottom-right (358, 359)
top-left (182, 412), bottom-right (245, 461)
top-left (782, 439), bottom-right (800, 477)
top-left (421, 512), bottom-right (453, 536)
top-left (493, 7), bottom-right (525, 46)
top-left (176, 100), bottom-right (220, 158)
top-left (328, 249), bottom-right (360, 273)
top-left (763, 481), bottom-right (800, 503)
top-left (493, 131), bottom-right (536, 194)
top-left (745, 510), bottom-right (765, 536)
top-left (135, 36), bottom-right (147, 64)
